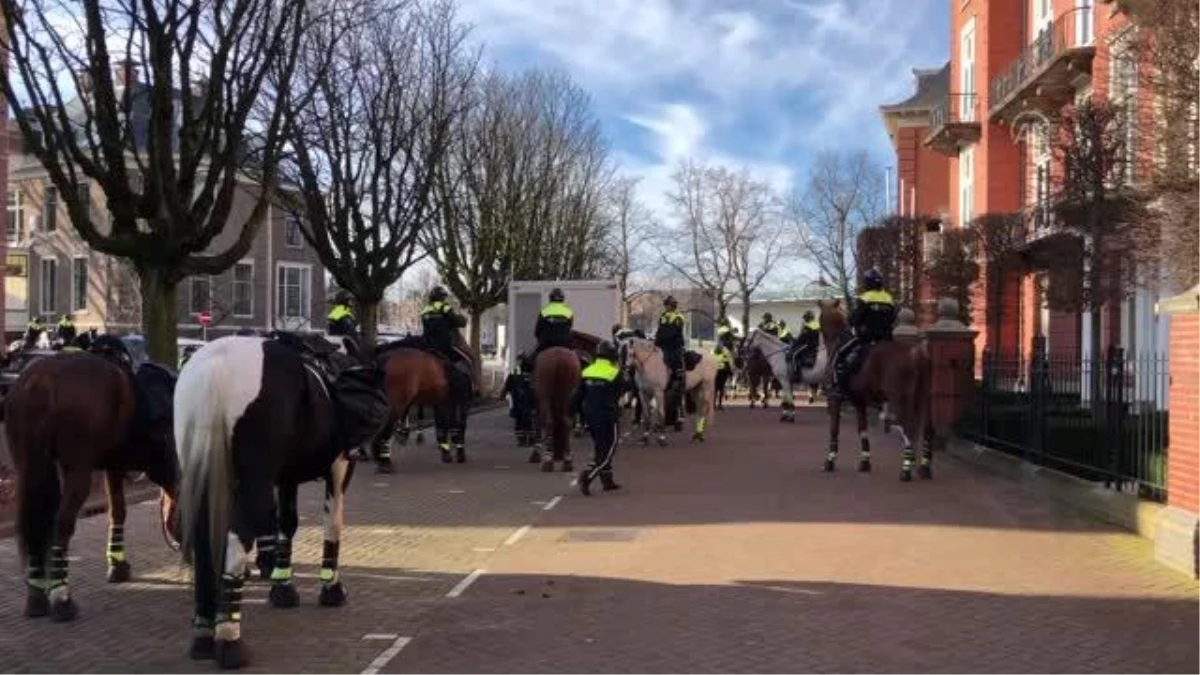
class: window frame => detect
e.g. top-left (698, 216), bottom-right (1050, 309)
top-left (39, 257), bottom-right (58, 315)
top-left (71, 255), bottom-right (88, 313)
top-left (43, 183), bottom-right (57, 233)
top-left (232, 260), bottom-right (254, 318)
top-left (190, 276), bottom-right (213, 315)
top-left (276, 262), bottom-right (312, 322)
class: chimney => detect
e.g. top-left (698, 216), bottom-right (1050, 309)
top-left (114, 60), bottom-right (139, 89)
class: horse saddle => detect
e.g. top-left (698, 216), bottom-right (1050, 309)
top-left (788, 344), bottom-right (817, 380)
top-left (683, 350), bottom-right (703, 371)
top-left (132, 362), bottom-right (178, 428)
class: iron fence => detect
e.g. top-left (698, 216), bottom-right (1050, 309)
top-left (957, 337), bottom-right (1168, 501)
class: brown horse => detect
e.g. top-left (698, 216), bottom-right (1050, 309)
top-left (7, 351), bottom-right (179, 621)
top-left (742, 346), bottom-right (775, 409)
top-left (532, 346), bottom-right (581, 472)
top-left (817, 299), bottom-right (934, 481)
top-left (371, 333), bottom-right (479, 469)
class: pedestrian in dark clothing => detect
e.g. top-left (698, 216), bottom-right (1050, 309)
top-left (571, 341), bottom-right (629, 496)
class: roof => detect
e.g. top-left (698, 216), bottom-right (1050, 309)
top-left (879, 61), bottom-right (950, 112)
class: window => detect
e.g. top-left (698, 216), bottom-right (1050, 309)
top-left (277, 264), bottom-right (311, 321)
top-left (960, 20), bottom-right (976, 121)
top-left (232, 261), bottom-right (253, 317)
top-left (1075, 0), bottom-right (1093, 46)
top-left (284, 211), bottom-right (304, 248)
top-left (1110, 39), bottom-right (1138, 182)
top-left (190, 276), bottom-right (212, 315)
top-left (7, 190), bottom-right (23, 246)
top-left (1032, 128), bottom-right (1052, 229)
top-left (39, 258), bottom-right (57, 314)
top-left (43, 184), bottom-right (57, 232)
top-left (71, 256), bottom-right (87, 312)
top-left (1035, 0), bottom-right (1052, 34)
top-left (959, 147), bottom-right (974, 227)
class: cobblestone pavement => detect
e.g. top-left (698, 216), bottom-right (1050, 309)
top-left (0, 403), bottom-right (1196, 673)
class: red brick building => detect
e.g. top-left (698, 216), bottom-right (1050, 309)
top-left (882, 1), bottom-right (1174, 365)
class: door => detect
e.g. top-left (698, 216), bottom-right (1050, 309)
top-left (960, 20), bottom-right (976, 121)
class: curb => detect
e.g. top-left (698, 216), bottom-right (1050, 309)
top-left (946, 438), bottom-right (1163, 537)
top-left (0, 400), bottom-right (509, 541)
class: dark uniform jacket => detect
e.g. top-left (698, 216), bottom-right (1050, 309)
top-left (654, 310), bottom-right (685, 351)
top-left (535, 302), bottom-right (574, 348)
top-left (421, 300), bottom-right (467, 353)
top-left (570, 357), bottom-right (628, 425)
top-left (851, 290), bottom-right (897, 342)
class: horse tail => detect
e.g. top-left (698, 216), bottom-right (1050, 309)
top-left (174, 350), bottom-right (233, 585)
top-left (11, 379), bottom-right (60, 564)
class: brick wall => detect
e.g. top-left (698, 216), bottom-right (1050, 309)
top-left (1167, 312), bottom-right (1198, 514)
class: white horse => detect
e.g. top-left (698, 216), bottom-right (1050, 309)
top-left (742, 329), bottom-right (829, 422)
top-left (621, 337), bottom-right (718, 444)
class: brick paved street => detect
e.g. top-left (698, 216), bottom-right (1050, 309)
top-left (0, 403), bottom-right (1196, 673)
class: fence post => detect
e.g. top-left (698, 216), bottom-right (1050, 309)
top-left (980, 349), bottom-right (992, 440)
top-left (1029, 334), bottom-right (1048, 463)
top-left (923, 298), bottom-right (978, 436)
top-left (1105, 345), bottom-right (1126, 489)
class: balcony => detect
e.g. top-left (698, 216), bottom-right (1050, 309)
top-left (925, 94), bottom-right (982, 156)
top-left (989, 5), bottom-right (1096, 123)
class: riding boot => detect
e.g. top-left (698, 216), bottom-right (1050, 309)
top-left (600, 471), bottom-right (622, 492)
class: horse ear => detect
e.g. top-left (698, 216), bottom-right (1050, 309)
top-left (832, 298), bottom-right (841, 308)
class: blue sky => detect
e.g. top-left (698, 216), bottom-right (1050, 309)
top-left (456, 0), bottom-right (951, 212)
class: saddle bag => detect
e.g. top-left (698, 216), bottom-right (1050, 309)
top-left (683, 350), bottom-right (703, 371)
top-left (331, 366), bottom-right (390, 452)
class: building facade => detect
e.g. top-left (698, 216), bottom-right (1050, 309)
top-left (883, 0), bottom-right (1173, 364)
top-left (6, 141), bottom-right (325, 341)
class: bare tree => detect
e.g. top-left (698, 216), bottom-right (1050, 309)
top-left (791, 150), bottom-right (885, 305)
top-left (602, 176), bottom-right (654, 323)
top-left (426, 68), bottom-right (613, 351)
top-left (926, 228), bottom-right (979, 325)
top-left (658, 160), bottom-right (736, 320)
top-left (714, 167), bottom-right (788, 332)
top-left (0, 0), bottom-right (309, 363)
top-left (856, 215), bottom-right (924, 310)
top-left (282, 0), bottom-right (475, 348)
top-left (973, 212), bottom-right (1027, 355)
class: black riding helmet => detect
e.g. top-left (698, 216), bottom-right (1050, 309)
top-left (862, 269), bottom-right (885, 291)
top-left (596, 340), bottom-right (619, 362)
top-left (762, 312), bottom-right (773, 322)
top-left (429, 286), bottom-right (449, 302)
top-left (803, 310), bottom-right (814, 321)
top-left (663, 295), bottom-right (678, 309)
top-left (549, 287), bottom-right (565, 302)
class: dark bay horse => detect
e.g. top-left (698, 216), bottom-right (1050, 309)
top-left (370, 333), bottom-right (478, 468)
top-left (533, 346), bottom-right (581, 472)
top-left (174, 334), bottom-right (388, 668)
top-left (742, 346), bottom-right (775, 409)
top-left (7, 351), bottom-right (179, 621)
top-left (817, 299), bottom-right (934, 481)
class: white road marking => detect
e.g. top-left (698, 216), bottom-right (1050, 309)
top-left (503, 525), bottom-right (532, 547)
top-left (372, 483), bottom-right (388, 488)
top-left (362, 633), bottom-right (398, 641)
top-left (473, 547), bottom-right (496, 553)
top-left (543, 496), bottom-right (563, 511)
top-left (445, 569), bottom-right (485, 598)
top-left (494, 465), bottom-right (511, 470)
top-left (361, 635), bottom-right (412, 674)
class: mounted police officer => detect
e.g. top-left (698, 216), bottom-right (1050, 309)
top-left (716, 315), bottom-right (739, 350)
top-left (527, 287), bottom-right (574, 370)
top-left (757, 312), bottom-right (779, 336)
top-left (24, 316), bottom-right (45, 349)
top-left (421, 286), bottom-right (473, 392)
top-left (794, 310), bottom-right (821, 368)
top-left (831, 269), bottom-right (897, 398)
top-left (777, 320), bottom-right (794, 344)
top-left (327, 293), bottom-right (357, 337)
top-left (56, 314), bottom-right (77, 347)
top-left (654, 295), bottom-right (686, 392)
top-left (572, 340), bottom-right (628, 496)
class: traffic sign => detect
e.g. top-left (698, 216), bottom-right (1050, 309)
top-left (198, 311), bottom-right (212, 326)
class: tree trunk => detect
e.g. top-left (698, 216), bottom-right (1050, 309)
top-left (740, 292), bottom-right (751, 335)
top-left (358, 299), bottom-right (380, 352)
top-left (468, 307), bottom-right (484, 384)
top-left (138, 267), bottom-right (179, 366)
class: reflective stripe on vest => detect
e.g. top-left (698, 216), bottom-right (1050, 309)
top-left (582, 358), bottom-right (620, 382)
top-left (329, 305), bottom-right (353, 321)
top-left (421, 301), bottom-right (448, 317)
top-left (541, 302), bottom-right (574, 319)
top-left (660, 311), bottom-right (684, 325)
top-left (805, 319), bottom-right (820, 331)
top-left (859, 290), bottom-right (895, 305)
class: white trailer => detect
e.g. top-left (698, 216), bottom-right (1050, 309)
top-left (506, 279), bottom-right (620, 371)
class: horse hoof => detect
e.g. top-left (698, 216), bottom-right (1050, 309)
top-left (215, 638), bottom-right (247, 669)
top-left (656, 435), bottom-right (668, 447)
top-left (918, 465), bottom-right (933, 480)
top-left (269, 582), bottom-right (300, 608)
top-left (440, 449), bottom-right (453, 464)
top-left (540, 460), bottom-right (554, 473)
top-left (190, 634), bottom-right (216, 660)
top-left (107, 560), bottom-right (132, 583)
top-left (527, 449), bottom-right (541, 464)
top-left (49, 597), bottom-right (78, 623)
top-left (900, 469), bottom-right (913, 482)
top-left (858, 459), bottom-right (871, 473)
top-left (319, 582), bottom-right (348, 607)
top-left (691, 433), bottom-right (704, 443)
top-left (562, 459), bottom-right (574, 472)
top-left (640, 435), bottom-right (649, 446)
top-left (455, 448), bottom-right (467, 463)
top-left (823, 459), bottom-right (836, 472)
top-left (24, 589), bottom-right (48, 618)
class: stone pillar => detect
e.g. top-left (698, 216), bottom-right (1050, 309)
top-left (1155, 285), bottom-right (1199, 578)
top-left (923, 298), bottom-right (979, 433)
top-left (893, 307), bottom-right (921, 346)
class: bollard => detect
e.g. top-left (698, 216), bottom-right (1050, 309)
top-left (923, 298), bottom-right (979, 433)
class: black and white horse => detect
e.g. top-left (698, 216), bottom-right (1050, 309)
top-left (174, 334), bottom-right (389, 668)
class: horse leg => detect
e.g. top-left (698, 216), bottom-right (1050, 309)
top-left (414, 406), bottom-right (426, 444)
top-left (104, 471), bottom-right (132, 583)
top-left (318, 455), bottom-right (353, 607)
top-left (45, 468), bottom-right (90, 621)
top-left (190, 494), bottom-right (219, 660)
top-left (779, 383), bottom-right (796, 423)
top-left (253, 499), bottom-right (279, 580)
top-left (213, 530), bottom-right (253, 669)
top-left (373, 409), bottom-right (399, 474)
top-left (919, 419), bottom-right (935, 480)
top-left (435, 405), bottom-right (453, 464)
top-left (19, 452), bottom-right (59, 618)
top-left (453, 402), bottom-right (467, 464)
top-left (856, 403), bottom-right (871, 472)
top-left (654, 390), bottom-right (667, 447)
top-left (267, 482), bottom-right (300, 609)
top-left (824, 397), bottom-right (842, 472)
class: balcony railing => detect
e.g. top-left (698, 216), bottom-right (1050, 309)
top-left (926, 93), bottom-right (983, 155)
top-left (989, 5), bottom-right (1096, 121)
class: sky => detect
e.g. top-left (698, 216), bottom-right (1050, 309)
top-left (455, 0), bottom-right (952, 215)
